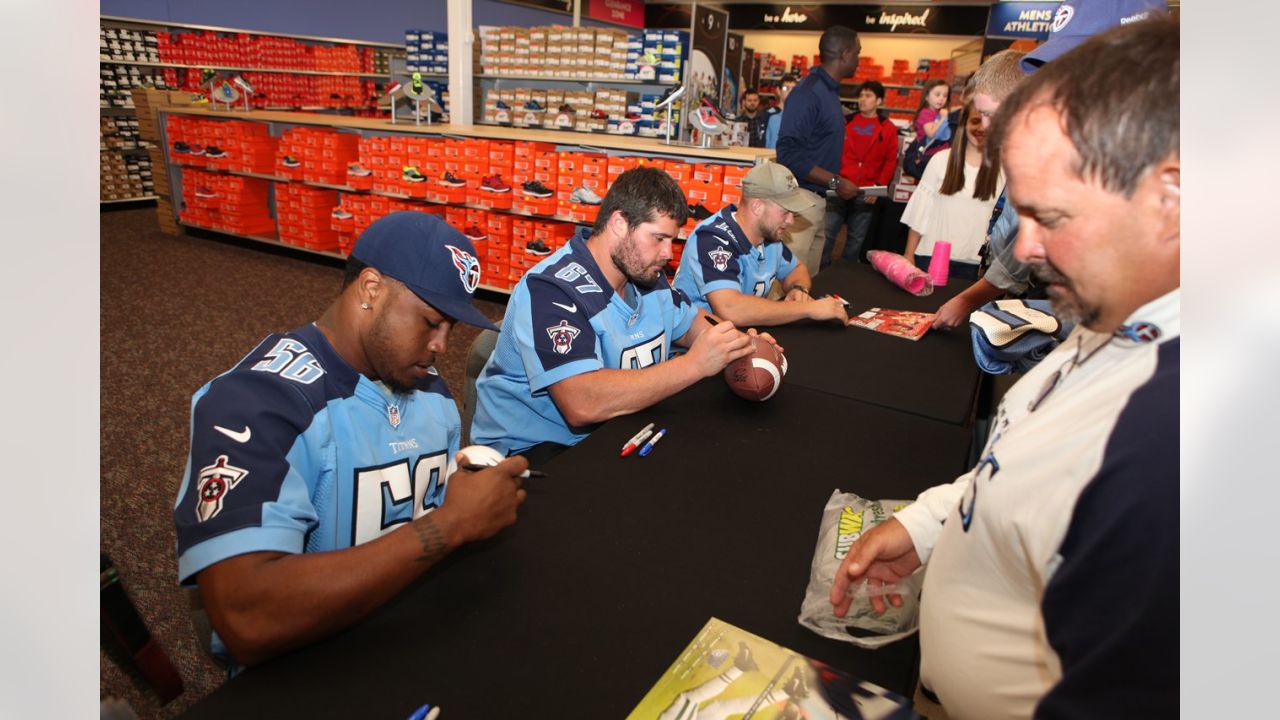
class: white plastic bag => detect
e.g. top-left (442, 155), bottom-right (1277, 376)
top-left (798, 489), bottom-right (922, 649)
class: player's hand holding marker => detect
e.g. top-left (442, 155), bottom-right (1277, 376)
top-left (434, 448), bottom-right (528, 545)
top-left (687, 316), bottom-right (755, 377)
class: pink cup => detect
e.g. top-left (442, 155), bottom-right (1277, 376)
top-left (927, 241), bottom-right (952, 286)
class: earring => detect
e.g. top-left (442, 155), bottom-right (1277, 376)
top-left (361, 302), bottom-right (371, 310)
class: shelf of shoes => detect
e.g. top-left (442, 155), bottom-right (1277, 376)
top-left (158, 110), bottom-right (768, 292)
top-left (480, 87), bottom-right (682, 139)
top-left (476, 26), bottom-right (685, 85)
top-left (100, 115), bottom-right (156, 203)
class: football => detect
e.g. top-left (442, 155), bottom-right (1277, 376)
top-left (723, 340), bottom-right (788, 401)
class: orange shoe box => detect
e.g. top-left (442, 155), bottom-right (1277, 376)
top-left (693, 163), bottom-right (724, 184)
top-left (723, 164), bottom-right (749, 187)
top-left (666, 162), bottom-right (692, 182)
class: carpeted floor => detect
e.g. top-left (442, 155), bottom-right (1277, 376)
top-left (99, 207), bottom-right (507, 717)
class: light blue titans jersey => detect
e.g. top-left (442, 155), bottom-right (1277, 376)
top-left (174, 323), bottom-right (460, 624)
top-left (472, 229), bottom-right (697, 454)
top-left (672, 205), bottom-right (797, 312)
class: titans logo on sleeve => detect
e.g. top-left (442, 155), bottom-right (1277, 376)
top-left (672, 206), bottom-right (798, 311)
top-left (173, 323), bottom-right (462, 589)
top-left (472, 230), bottom-right (697, 454)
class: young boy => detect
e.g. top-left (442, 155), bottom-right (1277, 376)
top-left (821, 81), bottom-right (899, 267)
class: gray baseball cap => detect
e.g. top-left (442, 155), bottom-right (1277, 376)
top-left (742, 162), bottom-right (817, 213)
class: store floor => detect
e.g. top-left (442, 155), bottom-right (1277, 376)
top-left (99, 206), bottom-right (946, 719)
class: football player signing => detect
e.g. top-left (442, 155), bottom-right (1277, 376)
top-left (472, 167), bottom-right (781, 457)
top-left (673, 162), bottom-right (849, 327)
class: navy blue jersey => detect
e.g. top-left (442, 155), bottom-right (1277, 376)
top-left (174, 323), bottom-right (461, 587)
top-left (672, 205), bottom-right (797, 312)
top-left (472, 230), bottom-right (697, 454)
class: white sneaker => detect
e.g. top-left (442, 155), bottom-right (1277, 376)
top-left (570, 186), bottom-right (602, 205)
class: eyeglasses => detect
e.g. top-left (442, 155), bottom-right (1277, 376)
top-left (1028, 333), bottom-right (1111, 413)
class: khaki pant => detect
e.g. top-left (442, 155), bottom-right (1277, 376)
top-left (786, 189), bottom-right (828, 276)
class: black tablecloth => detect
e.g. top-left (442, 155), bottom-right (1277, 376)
top-left (764, 263), bottom-right (981, 426)
top-left (182, 379), bottom-right (973, 719)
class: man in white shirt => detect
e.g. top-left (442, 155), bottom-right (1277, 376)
top-left (830, 17), bottom-right (1179, 720)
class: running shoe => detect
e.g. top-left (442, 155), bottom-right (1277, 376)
top-left (654, 84), bottom-right (684, 109)
top-left (624, 111), bottom-right (642, 121)
top-left (524, 100), bottom-right (543, 111)
top-left (557, 103), bottom-right (574, 115)
top-left (402, 165), bottom-right (427, 183)
top-left (525, 239), bottom-right (552, 256)
top-left (688, 203), bottom-right (713, 221)
top-left (495, 100), bottom-right (510, 110)
top-left (172, 141), bottom-right (190, 154)
top-left (282, 155), bottom-right (301, 168)
top-left (569, 186), bottom-right (603, 205)
top-left (590, 109), bottom-right (608, 120)
top-left (521, 180), bottom-right (554, 198)
top-left (204, 145), bottom-right (227, 158)
top-left (194, 186), bottom-right (217, 199)
top-left (481, 174), bottom-right (511, 193)
top-left (331, 207), bottom-right (353, 220)
top-left (463, 225), bottom-right (489, 242)
top-left (639, 50), bottom-right (659, 66)
top-left (440, 172), bottom-right (466, 188)
top-left (346, 162), bottom-right (372, 177)
top-left (410, 72), bottom-right (425, 96)
top-left (189, 144), bottom-right (206, 156)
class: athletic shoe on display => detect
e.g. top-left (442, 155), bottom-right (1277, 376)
top-left (204, 146), bottom-right (227, 158)
top-left (463, 225), bottom-right (489, 242)
top-left (569, 186), bottom-right (603, 205)
top-left (557, 103), bottom-right (574, 115)
top-left (402, 165), bottom-right (427, 183)
top-left (282, 155), bottom-right (301, 168)
top-left (331, 207), bottom-right (353, 220)
top-left (688, 203), bottom-right (713, 221)
top-left (410, 72), bottom-right (425, 95)
top-left (347, 162), bottom-right (372, 177)
top-left (524, 100), bottom-right (543, 111)
top-left (525, 239), bottom-right (552, 256)
top-left (590, 109), bottom-right (608, 121)
top-left (194, 186), bottom-right (217, 199)
top-left (655, 84), bottom-right (685, 109)
top-left (639, 50), bottom-right (659, 66)
top-left (440, 172), bottom-right (466, 188)
top-left (189, 144), bottom-right (205, 156)
top-left (495, 100), bottom-right (510, 110)
top-left (173, 141), bottom-right (190, 154)
top-left (522, 180), bottom-right (554, 198)
top-left (481, 174), bottom-right (511, 193)
top-left (624, 111), bottom-right (642, 121)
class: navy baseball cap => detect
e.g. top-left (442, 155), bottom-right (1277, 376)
top-left (1022, 0), bottom-right (1167, 73)
top-left (351, 211), bottom-right (498, 331)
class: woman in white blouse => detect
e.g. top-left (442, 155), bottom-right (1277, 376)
top-left (901, 102), bottom-right (1005, 280)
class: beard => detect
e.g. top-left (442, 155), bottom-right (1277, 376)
top-left (366, 305), bottom-right (430, 394)
top-left (611, 230), bottom-right (664, 288)
top-left (1029, 259), bottom-right (1101, 327)
top-left (756, 218), bottom-right (786, 244)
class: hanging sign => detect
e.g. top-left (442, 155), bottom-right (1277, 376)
top-left (718, 4), bottom-right (989, 35)
top-left (588, 0), bottom-right (645, 29)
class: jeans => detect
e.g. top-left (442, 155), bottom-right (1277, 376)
top-left (913, 255), bottom-right (980, 281)
top-left (821, 196), bottom-right (878, 269)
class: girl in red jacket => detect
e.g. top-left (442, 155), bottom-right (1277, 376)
top-left (820, 81), bottom-right (900, 268)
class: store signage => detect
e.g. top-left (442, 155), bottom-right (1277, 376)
top-left (588, 0), bottom-right (645, 29)
top-left (986, 2), bottom-right (1060, 39)
top-left (718, 4), bottom-right (989, 36)
top-left (494, 0), bottom-right (573, 15)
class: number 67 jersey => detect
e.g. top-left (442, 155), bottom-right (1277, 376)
top-left (173, 323), bottom-right (461, 588)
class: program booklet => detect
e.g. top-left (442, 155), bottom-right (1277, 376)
top-left (626, 617), bottom-right (920, 720)
top-left (848, 308), bottom-right (934, 341)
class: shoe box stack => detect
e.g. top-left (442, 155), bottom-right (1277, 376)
top-left (276, 127), bottom-right (359, 184)
top-left (510, 141), bottom-right (559, 216)
top-left (99, 150), bottom-right (154, 202)
top-left (477, 26), bottom-right (636, 80)
top-left (101, 64), bottom-right (168, 109)
top-left (179, 169), bottom-right (275, 237)
top-left (404, 29), bottom-right (449, 75)
top-left (754, 53), bottom-right (788, 80)
top-left (636, 30), bottom-right (688, 84)
top-left (277, 184), bottom-right (345, 251)
top-left (331, 195), bottom-right (445, 247)
top-left (166, 116), bottom-right (279, 174)
top-left (100, 25), bottom-right (160, 63)
top-left (162, 68), bottom-right (377, 111)
top-left (156, 31), bottom-right (366, 72)
top-left (441, 207), bottom-right (575, 291)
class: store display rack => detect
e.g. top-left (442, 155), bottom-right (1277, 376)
top-left (157, 107), bottom-right (771, 294)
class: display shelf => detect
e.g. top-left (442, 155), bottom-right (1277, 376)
top-left (477, 73), bottom-right (673, 87)
top-left (164, 107), bottom-right (771, 164)
top-left (98, 58), bottom-right (389, 79)
top-left (177, 221), bottom-right (346, 260)
top-left (102, 15), bottom-right (403, 49)
top-left (101, 195), bottom-right (158, 204)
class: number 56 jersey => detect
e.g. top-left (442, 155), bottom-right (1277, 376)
top-left (173, 322), bottom-right (461, 587)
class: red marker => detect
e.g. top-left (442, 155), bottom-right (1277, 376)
top-left (620, 422), bottom-right (655, 457)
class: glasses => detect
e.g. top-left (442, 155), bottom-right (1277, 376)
top-left (1028, 333), bottom-right (1111, 413)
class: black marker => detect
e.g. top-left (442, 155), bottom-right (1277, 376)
top-left (462, 463), bottom-right (547, 479)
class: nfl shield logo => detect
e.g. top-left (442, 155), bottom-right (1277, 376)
top-left (388, 404), bottom-right (402, 428)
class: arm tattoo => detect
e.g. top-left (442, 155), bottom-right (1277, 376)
top-left (413, 516), bottom-right (449, 564)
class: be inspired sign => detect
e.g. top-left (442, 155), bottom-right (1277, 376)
top-left (721, 4), bottom-right (989, 35)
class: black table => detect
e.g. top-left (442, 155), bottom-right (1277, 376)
top-left (182, 380), bottom-right (974, 719)
top-left (766, 262), bottom-right (981, 426)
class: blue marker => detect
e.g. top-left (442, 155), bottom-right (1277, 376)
top-left (638, 428), bottom-right (667, 457)
top-left (406, 704), bottom-right (441, 720)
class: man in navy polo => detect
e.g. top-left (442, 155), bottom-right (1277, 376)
top-left (775, 25), bottom-right (861, 276)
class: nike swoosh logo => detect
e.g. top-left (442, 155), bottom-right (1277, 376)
top-left (214, 425), bottom-right (252, 443)
top-left (716, 237), bottom-right (730, 245)
top-left (552, 301), bottom-right (578, 313)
